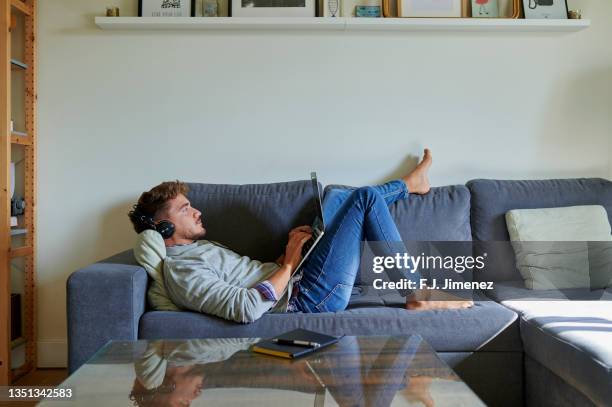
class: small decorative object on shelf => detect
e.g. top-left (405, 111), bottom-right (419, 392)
top-left (398, 0), bottom-right (462, 17)
top-left (231, 0), bottom-right (315, 16)
top-left (203, 0), bottom-right (219, 16)
top-left (106, 6), bottom-right (120, 16)
top-left (355, 5), bottom-right (381, 17)
top-left (342, 0), bottom-right (382, 17)
top-left (11, 198), bottom-right (26, 217)
top-left (139, 0), bottom-right (196, 17)
top-left (471, 0), bottom-right (498, 17)
top-left (522, 0), bottom-right (567, 19)
top-left (568, 9), bottom-right (581, 19)
top-left (321, 0), bottom-right (341, 16)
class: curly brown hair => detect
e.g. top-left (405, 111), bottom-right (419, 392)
top-left (128, 180), bottom-right (189, 234)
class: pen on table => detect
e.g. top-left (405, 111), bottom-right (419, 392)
top-left (272, 339), bottom-right (321, 348)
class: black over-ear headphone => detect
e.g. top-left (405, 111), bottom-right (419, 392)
top-left (129, 205), bottom-right (176, 239)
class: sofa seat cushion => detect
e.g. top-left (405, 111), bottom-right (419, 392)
top-left (139, 294), bottom-right (520, 353)
top-left (492, 285), bottom-right (612, 406)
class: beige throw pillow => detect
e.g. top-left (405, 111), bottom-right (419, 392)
top-left (134, 230), bottom-right (180, 311)
top-left (506, 205), bottom-right (612, 290)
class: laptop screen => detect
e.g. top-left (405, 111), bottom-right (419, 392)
top-left (310, 172), bottom-right (325, 231)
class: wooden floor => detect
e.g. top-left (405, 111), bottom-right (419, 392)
top-left (13, 368), bottom-right (67, 386)
top-left (2, 369), bottom-right (68, 407)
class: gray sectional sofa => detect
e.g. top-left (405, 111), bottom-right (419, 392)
top-left (67, 178), bottom-right (612, 407)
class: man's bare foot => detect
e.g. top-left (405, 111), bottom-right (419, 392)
top-left (402, 148), bottom-right (432, 195)
top-left (406, 289), bottom-right (474, 311)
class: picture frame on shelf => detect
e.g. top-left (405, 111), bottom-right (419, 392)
top-left (398, 0), bottom-right (463, 17)
top-left (471, 0), bottom-right (499, 17)
top-left (382, 0), bottom-right (397, 16)
top-left (231, 0), bottom-right (316, 16)
top-left (522, 0), bottom-right (567, 19)
top-left (138, 0), bottom-right (196, 17)
top-left (195, 0), bottom-right (230, 16)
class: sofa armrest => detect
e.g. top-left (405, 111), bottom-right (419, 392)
top-left (67, 257), bottom-right (147, 373)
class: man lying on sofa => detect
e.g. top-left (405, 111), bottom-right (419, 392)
top-left (128, 149), bottom-right (473, 323)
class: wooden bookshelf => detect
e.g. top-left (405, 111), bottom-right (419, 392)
top-left (1, 0), bottom-right (37, 385)
top-left (10, 0), bottom-right (31, 16)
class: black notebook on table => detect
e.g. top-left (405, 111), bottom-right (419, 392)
top-left (252, 329), bottom-right (341, 359)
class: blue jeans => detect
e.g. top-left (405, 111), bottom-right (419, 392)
top-left (293, 180), bottom-right (418, 313)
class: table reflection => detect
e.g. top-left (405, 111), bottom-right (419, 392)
top-left (127, 335), bottom-right (469, 407)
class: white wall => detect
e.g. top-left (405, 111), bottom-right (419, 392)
top-left (37, 0), bottom-right (612, 366)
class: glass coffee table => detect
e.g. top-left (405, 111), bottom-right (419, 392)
top-left (44, 335), bottom-right (485, 406)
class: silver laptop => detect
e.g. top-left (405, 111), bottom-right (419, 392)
top-left (293, 172), bottom-right (325, 275)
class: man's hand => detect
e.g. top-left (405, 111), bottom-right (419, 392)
top-left (289, 225), bottom-right (312, 236)
top-left (265, 226), bottom-right (313, 299)
top-left (283, 228), bottom-right (312, 271)
top-left (274, 226), bottom-right (311, 264)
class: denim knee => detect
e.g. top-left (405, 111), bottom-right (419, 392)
top-left (354, 186), bottom-right (377, 200)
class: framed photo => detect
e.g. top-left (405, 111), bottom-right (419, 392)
top-left (398, 0), bottom-right (463, 17)
top-left (194, 0), bottom-right (230, 16)
top-left (471, 0), bottom-right (498, 17)
top-left (522, 0), bottom-right (567, 19)
top-left (231, 0), bottom-right (316, 16)
top-left (138, 0), bottom-right (196, 17)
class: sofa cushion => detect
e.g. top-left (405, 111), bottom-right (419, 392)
top-left (133, 230), bottom-right (179, 311)
top-left (323, 185), bottom-right (472, 285)
top-left (186, 181), bottom-right (318, 262)
top-left (506, 205), bottom-right (612, 290)
top-left (139, 292), bottom-right (520, 353)
top-left (324, 184), bottom-right (472, 241)
top-left (467, 178), bottom-right (612, 283)
top-left (506, 205), bottom-right (612, 242)
top-left (494, 289), bottom-right (612, 407)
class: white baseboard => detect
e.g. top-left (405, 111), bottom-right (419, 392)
top-left (37, 340), bottom-right (67, 368)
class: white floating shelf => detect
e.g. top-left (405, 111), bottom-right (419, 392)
top-left (95, 16), bottom-right (590, 32)
top-left (347, 17), bottom-right (590, 32)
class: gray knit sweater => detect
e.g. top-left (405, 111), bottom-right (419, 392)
top-left (163, 240), bottom-right (289, 323)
